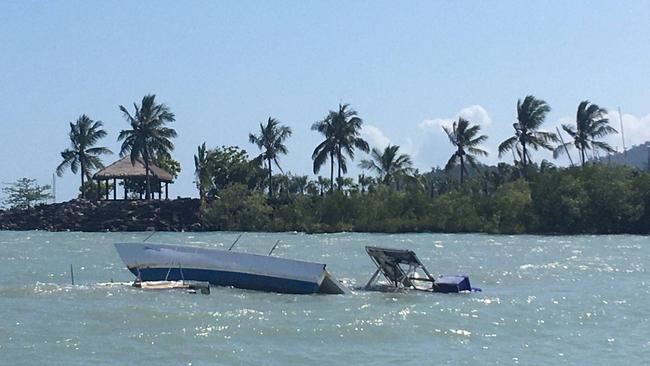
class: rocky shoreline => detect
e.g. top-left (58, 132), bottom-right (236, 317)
top-left (0, 199), bottom-right (202, 232)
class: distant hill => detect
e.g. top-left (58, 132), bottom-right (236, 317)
top-left (594, 142), bottom-right (650, 171)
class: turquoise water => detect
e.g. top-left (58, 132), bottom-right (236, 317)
top-left (0, 231), bottom-right (648, 365)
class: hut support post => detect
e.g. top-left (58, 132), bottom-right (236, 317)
top-left (113, 178), bottom-right (117, 200)
top-left (165, 182), bottom-right (169, 200)
top-left (105, 180), bottom-right (109, 200)
top-left (124, 180), bottom-right (127, 200)
top-left (158, 181), bottom-right (162, 200)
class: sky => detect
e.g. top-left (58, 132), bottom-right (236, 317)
top-left (1, 1), bottom-right (649, 202)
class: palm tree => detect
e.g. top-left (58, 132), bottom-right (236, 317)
top-left (337, 177), bottom-right (355, 193)
top-left (311, 114), bottom-right (337, 193)
top-left (248, 117), bottom-right (292, 198)
top-left (498, 95), bottom-right (557, 173)
top-left (289, 175), bottom-right (308, 195)
top-left (331, 104), bottom-right (369, 190)
top-left (554, 100), bottom-right (617, 166)
top-left (118, 94), bottom-right (177, 199)
top-left (194, 142), bottom-right (212, 205)
top-left (358, 174), bottom-right (373, 194)
top-left (359, 145), bottom-right (414, 187)
top-left (316, 176), bottom-right (331, 196)
top-left (312, 104), bottom-right (369, 192)
top-left (56, 115), bottom-right (112, 199)
top-left (442, 117), bottom-right (488, 186)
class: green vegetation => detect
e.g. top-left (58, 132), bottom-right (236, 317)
top-left (248, 117), bottom-right (292, 198)
top-left (442, 117), bottom-right (488, 186)
top-left (196, 164), bottom-right (650, 234)
top-left (56, 115), bottom-right (112, 199)
top-left (2, 178), bottom-right (52, 209)
top-left (359, 145), bottom-right (414, 187)
top-left (311, 104), bottom-right (369, 192)
top-left (118, 94), bottom-right (177, 199)
top-left (188, 98), bottom-right (645, 234)
top-left (44, 95), bottom-right (648, 234)
top-left (498, 95), bottom-right (557, 174)
top-left (555, 100), bottom-right (617, 166)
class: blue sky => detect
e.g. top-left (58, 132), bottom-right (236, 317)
top-left (1, 1), bottom-right (649, 202)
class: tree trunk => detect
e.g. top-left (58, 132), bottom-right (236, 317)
top-left (268, 158), bottom-right (273, 199)
top-left (337, 146), bottom-right (342, 191)
top-left (329, 153), bottom-right (334, 194)
top-left (460, 154), bottom-right (465, 186)
top-left (144, 155), bottom-right (151, 200)
top-left (80, 163), bottom-right (85, 199)
top-left (581, 148), bottom-right (585, 167)
top-left (522, 142), bottom-right (528, 179)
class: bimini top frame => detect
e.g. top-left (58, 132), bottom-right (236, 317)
top-left (364, 246), bottom-right (437, 291)
top-left (364, 246), bottom-right (478, 293)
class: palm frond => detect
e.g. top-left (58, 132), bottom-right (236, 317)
top-left (498, 136), bottom-right (518, 157)
top-left (468, 147), bottom-right (488, 157)
top-left (444, 154), bottom-right (459, 171)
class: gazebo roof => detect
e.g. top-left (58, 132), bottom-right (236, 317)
top-left (93, 156), bottom-right (173, 182)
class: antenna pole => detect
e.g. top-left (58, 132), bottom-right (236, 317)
top-left (556, 127), bottom-right (575, 166)
top-left (228, 234), bottom-right (243, 251)
top-left (618, 107), bottom-right (627, 161)
top-left (143, 230), bottom-right (156, 242)
top-left (268, 240), bottom-right (281, 256)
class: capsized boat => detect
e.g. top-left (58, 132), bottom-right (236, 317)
top-left (363, 246), bottom-right (481, 293)
top-left (114, 242), bottom-right (347, 295)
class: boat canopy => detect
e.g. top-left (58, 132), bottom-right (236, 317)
top-left (364, 246), bottom-right (478, 293)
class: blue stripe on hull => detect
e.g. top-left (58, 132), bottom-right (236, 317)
top-left (129, 267), bottom-right (320, 294)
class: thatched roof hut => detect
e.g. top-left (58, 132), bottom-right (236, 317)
top-left (92, 156), bottom-right (173, 200)
top-left (93, 156), bottom-right (173, 182)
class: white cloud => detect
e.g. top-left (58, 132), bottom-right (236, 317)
top-left (458, 105), bottom-right (492, 126)
top-left (412, 105), bottom-right (494, 169)
top-left (418, 105), bottom-right (492, 132)
top-left (418, 117), bottom-right (453, 131)
top-left (361, 124), bottom-right (391, 150)
top-left (400, 137), bottom-right (418, 159)
top-left (608, 110), bottom-right (650, 149)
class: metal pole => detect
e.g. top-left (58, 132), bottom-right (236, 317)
top-left (618, 107), bottom-right (627, 161)
top-left (364, 268), bottom-right (381, 290)
top-left (143, 230), bottom-right (156, 242)
top-left (70, 264), bottom-right (75, 285)
top-left (228, 234), bottom-right (243, 251)
top-left (268, 240), bottom-right (281, 256)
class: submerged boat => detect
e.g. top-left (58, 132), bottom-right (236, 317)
top-left (133, 280), bottom-right (211, 295)
top-left (114, 242), bottom-right (347, 295)
top-left (363, 246), bottom-right (481, 293)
